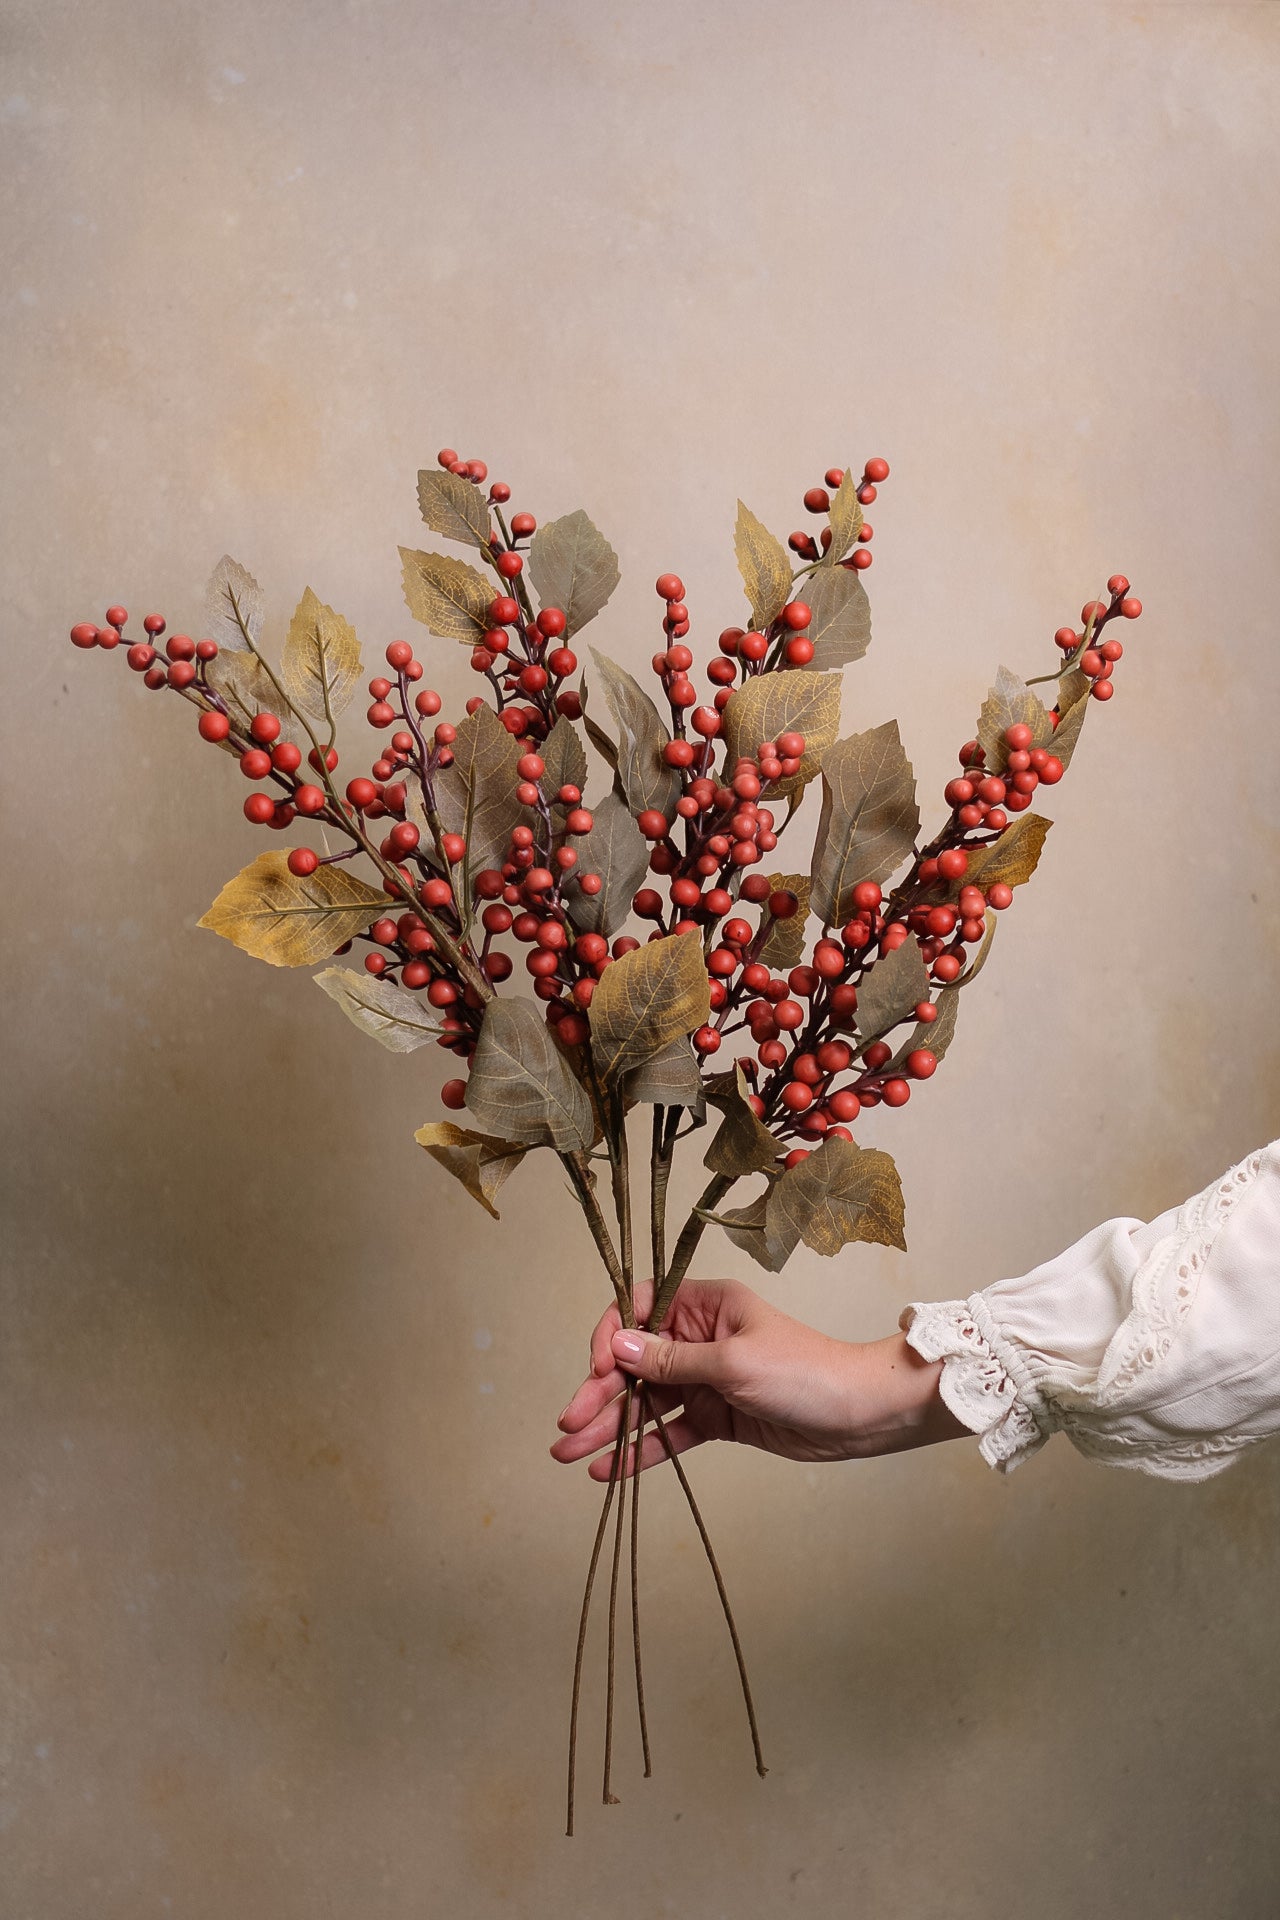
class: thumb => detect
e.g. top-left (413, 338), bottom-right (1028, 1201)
top-left (611, 1328), bottom-right (727, 1389)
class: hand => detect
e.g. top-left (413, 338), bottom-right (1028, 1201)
top-left (551, 1276), bottom-right (969, 1480)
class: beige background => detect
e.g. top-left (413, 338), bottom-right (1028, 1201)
top-left (4, 1), bottom-right (1280, 1914)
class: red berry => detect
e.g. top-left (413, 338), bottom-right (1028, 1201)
top-left (881, 1078), bottom-right (911, 1108)
top-left (784, 636), bottom-right (814, 666)
top-left (740, 630), bottom-right (768, 663)
top-left (937, 848), bottom-right (968, 881)
top-left (441, 1078), bottom-right (468, 1110)
top-left (1081, 600), bottom-right (1108, 628)
top-left (272, 742), bottom-right (302, 774)
top-left (511, 512), bottom-right (537, 538)
top-left (126, 643), bottom-right (155, 670)
top-left (536, 606), bottom-right (566, 638)
top-left (1091, 678), bottom-right (1115, 701)
top-left (775, 999), bottom-right (804, 1031)
top-left (294, 784), bottom-right (326, 815)
top-left (864, 457), bottom-right (889, 483)
top-left (932, 953), bottom-right (962, 983)
top-left (426, 978), bottom-right (458, 1007)
top-left (199, 710), bottom-right (231, 743)
top-left (248, 710), bottom-right (279, 745)
top-left (1003, 723), bottom-right (1033, 752)
top-left (384, 640), bottom-right (412, 671)
top-left (143, 665), bottom-right (167, 689)
top-left (441, 833), bottom-right (466, 862)
top-left (906, 1048), bottom-right (937, 1080)
top-left (496, 551), bottom-right (523, 580)
top-left (1055, 626), bottom-right (1079, 651)
top-left (856, 485), bottom-right (876, 506)
top-left (637, 809), bottom-right (669, 840)
top-left (1120, 597), bottom-right (1142, 619)
top-left (103, 605), bottom-right (128, 629)
top-left (1039, 754), bottom-right (1064, 785)
top-left (287, 847), bottom-right (319, 877)
top-left (368, 701), bottom-right (396, 727)
top-left (655, 573), bottom-right (684, 601)
top-left (693, 1025), bottom-right (721, 1054)
top-left (240, 747), bottom-right (273, 780)
top-left (142, 613), bottom-right (166, 636)
top-left (166, 661), bottom-right (196, 689)
top-left (803, 487), bottom-right (830, 514)
top-left (782, 601), bottom-right (812, 631)
top-left (781, 1081), bottom-right (813, 1113)
top-left (547, 647), bottom-right (577, 678)
top-left (243, 792), bottom-right (275, 825)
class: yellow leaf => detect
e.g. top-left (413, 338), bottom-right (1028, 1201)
top-left (734, 501), bottom-right (793, 630)
top-left (723, 669), bottom-right (842, 793)
top-left (589, 931), bottom-right (711, 1087)
top-left (959, 812), bottom-right (1051, 895)
top-left (704, 1066), bottom-right (780, 1176)
top-left (1049, 688), bottom-right (1090, 770)
top-left (756, 873), bottom-right (811, 971)
top-left (399, 547), bottom-right (491, 641)
top-left (314, 967), bottom-right (445, 1052)
top-left (977, 667), bottom-right (1055, 770)
top-left (280, 587), bottom-right (362, 722)
top-left (766, 1137), bottom-right (906, 1260)
top-left (198, 852), bottom-right (391, 968)
top-left (205, 554), bottom-right (264, 651)
top-left (416, 467), bottom-right (493, 550)
top-left (414, 1121), bottom-right (526, 1219)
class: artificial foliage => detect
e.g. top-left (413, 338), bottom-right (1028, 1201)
top-left (69, 447), bottom-right (1140, 1829)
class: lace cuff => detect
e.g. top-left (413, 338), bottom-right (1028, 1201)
top-left (901, 1294), bottom-right (1050, 1472)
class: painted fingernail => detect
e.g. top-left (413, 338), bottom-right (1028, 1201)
top-left (557, 1404), bottom-right (571, 1426)
top-left (612, 1332), bottom-right (645, 1361)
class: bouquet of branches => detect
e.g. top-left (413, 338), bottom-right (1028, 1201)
top-left (68, 447), bottom-right (1139, 1830)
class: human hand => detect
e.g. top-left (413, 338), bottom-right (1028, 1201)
top-left (551, 1276), bottom-right (968, 1479)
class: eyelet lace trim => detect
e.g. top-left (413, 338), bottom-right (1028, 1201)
top-left (901, 1295), bottom-right (1050, 1471)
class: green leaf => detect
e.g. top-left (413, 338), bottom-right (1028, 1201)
top-left (314, 966), bottom-right (446, 1052)
top-left (466, 998), bottom-right (594, 1151)
top-left (756, 874), bottom-right (812, 971)
top-left (527, 509), bottom-right (620, 638)
top-left (564, 791), bottom-right (649, 938)
top-left (583, 711), bottom-right (620, 772)
top-left (804, 566), bottom-right (872, 670)
top-left (399, 547), bottom-right (491, 642)
top-left (414, 1121), bottom-right (526, 1219)
top-left (540, 714), bottom-right (589, 810)
top-left (416, 467), bottom-right (493, 551)
top-left (977, 667), bottom-right (1056, 771)
top-left (280, 587), bottom-right (362, 722)
top-left (434, 704), bottom-right (527, 881)
top-left (723, 669), bottom-right (842, 795)
top-left (819, 469), bottom-right (863, 567)
top-left (704, 1066), bottom-right (780, 1176)
top-left (809, 722), bottom-right (919, 925)
top-left (589, 930), bottom-right (710, 1087)
top-left (198, 852), bottom-right (391, 968)
top-left (205, 554), bottom-right (263, 652)
top-left (888, 987), bottom-right (959, 1075)
top-left (954, 812), bottom-right (1051, 897)
top-left (734, 501), bottom-right (793, 630)
top-left (1049, 686), bottom-right (1089, 770)
top-left (765, 1137), bottom-right (906, 1262)
top-left (587, 648), bottom-right (681, 820)
top-left (856, 937), bottom-right (929, 1042)
top-left (623, 1037), bottom-right (705, 1111)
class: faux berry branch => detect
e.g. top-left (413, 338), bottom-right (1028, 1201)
top-left (69, 448), bottom-right (1139, 1831)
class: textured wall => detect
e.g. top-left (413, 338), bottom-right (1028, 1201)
top-left (3, 2), bottom-right (1280, 1914)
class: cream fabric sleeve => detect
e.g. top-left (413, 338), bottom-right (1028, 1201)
top-left (899, 1141), bottom-right (1280, 1481)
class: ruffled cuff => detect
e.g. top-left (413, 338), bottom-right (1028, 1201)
top-left (900, 1293), bottom-right (1052, 1473)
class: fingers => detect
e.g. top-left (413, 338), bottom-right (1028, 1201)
top-left (551, 1383), bottom-right (681, 1463)
top-left (557, 1364), bottom-right (626, 1435)
top-left (586, 1414), bottom-right (705, 1479)
top-left (588, 1279), bottom-right (657, 1377)
top-left (610, 1327), bottom-right (731, 1390)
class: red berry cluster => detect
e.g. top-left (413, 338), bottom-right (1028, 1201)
top-left (1051, 575), bottom-right (1139, 702)
top-left (787, 456), bottom-right (886, 569)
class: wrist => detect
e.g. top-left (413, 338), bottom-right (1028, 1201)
top-left (841, 1331), bottom-right (971, 1456)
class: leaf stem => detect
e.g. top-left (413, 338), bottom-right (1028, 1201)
top-left (602, 1379), bottom-right (634, 1805)
top-left (565, 1412), bottom-right (628, 1838)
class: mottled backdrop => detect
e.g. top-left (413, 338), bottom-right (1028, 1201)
top-left (3, 2), bottom-right (1279, 1915)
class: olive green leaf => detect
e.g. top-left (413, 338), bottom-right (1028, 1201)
top-left (710, 1189), bottom-right (783, 1272)
top-left (587, 647), bottom-right (681, 820)
top-left (953, 812), bottom-right (1051, 897)
top-left (855, 937), bottom-right (929, 1042)
top-left (416, 467), bottom-right (493, 551)
top-left (888, 987), bottom-right (959, 1075)
top-left (280, 587), bottom-right (362, 723)
top-left (540, 713), bottom-right (589, 810)
top-left (734, 500), bottom-right (793, 630)
top-left (314, 966), bottom-right (446, 1052)
top-left (399, 547), bottom-right (492, 642)
top-left (704, 1066), bottom-right (780, 1177)
top-left (818, 469), bottom-right (864, 567)
top-left (435, 703), bottom-right (528, 880)
top-left (527, 509), bottom-right (620, 637)
top-left (623, 1037), bottom-right (705, 1110)
top-left (765, 1136), bottom-right (906, 1261)
top-left (804, 566), bottom-right (872, 670)
top-left (589, 930), bottom-right (710, 1087)
top-left (809, 722), bottom-right (919, 926)
top-left (977, 667), bottom-right (1056, 771)
top-left (198, 852), bottom-right (391, 968)
top-left (756, 874), bottom-right (812, 971)
top-left (205, 554), bottom-right (264, 652)
top-left (465, 998), bottom-right (594, 1151)
top-left (414, 1121), bottom-right (526, 1220)
top-left (723, 669), bottom-right (841, 794)
top-left (564, 790), bottom-right (649, 938)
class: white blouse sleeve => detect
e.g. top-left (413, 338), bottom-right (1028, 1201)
top-left (900, 1141), bottom-right (1280, 1481)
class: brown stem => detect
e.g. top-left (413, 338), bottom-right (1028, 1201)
top-left (602, 1379), bottom-right (634, 1805)
top-left (648, 1172), bottom-right (735, 1333)
top-left (630, 1385), bottom-right (652, 1777)
top-left (563, 1152), bottom-right (633, 1326)
top-left (565, 1412), bottom-right (628, 1838)
top-left (650, 1403), bottom-right (767, 1778)
top-left (650, 1106), bottom-right (672, 1281)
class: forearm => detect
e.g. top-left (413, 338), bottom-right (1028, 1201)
top-left (840, 1332), bottom-right (973, 1457)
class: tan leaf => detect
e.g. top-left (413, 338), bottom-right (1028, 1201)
top-left (198, 852), bottom-right (391, 968)
top-left (589, 930), bottom-right (710, 1087)
top-left (465, 998), bottom-right (594, 1151)
top-left (414, 1120), bottom-right (526, 1220)
top-left (756, 874), bottom-right (812, 971)
top-left (704, 1066), bottom-right (780, 1177)
top-left (955, 914), bottom-right (997, 987)
top-left (314, 966), bottom-right (445, 1052)
top-left (765, 1137), bottom-right (906, 1261)
top-left (540, 714), bottom-right (589, 809)
top-left (1049, 687), bottom-right (1089, 770)
top-left (856, 937), bottom-right (929, 1042)
top-left (416, 467), bottom-right (493, 551)
top-left (205, 554), bottom-right (264, 652)
top-left (204, 648), bottom-right (294, 739)
top-left (819, 469), bottom-right (864, 566)
top-left (527, 509), bottom-right (620, 637)
top-left (434, 704), bottom-right (528, 882)
top-left (564, 790), bottom-right (649, 938)
top-left (723, 669), bottom-right (842, 795)
top-left (810, 722), bottom-right (919, 926)
top-left (399, 547), bottom-right (491, 641)
top-left (587, 648), bottom-right (681, 820)
top-left (734, 501), bottom-right (793, 630)
top-left (954, 812), bottom-right (1051, 897)
top-left (710, 1189), bottom-right (785, 1272)
top-left (977, 666), bottom-right (1056, 771)
top-left (804, 566), bottom-right (872, 669)
top-left (623, 1036), bottom-right (705, 1110)
top-left (280, 586), bottom-right (362, 723)
top-left (888, 986), bottom-right (959, 1074)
